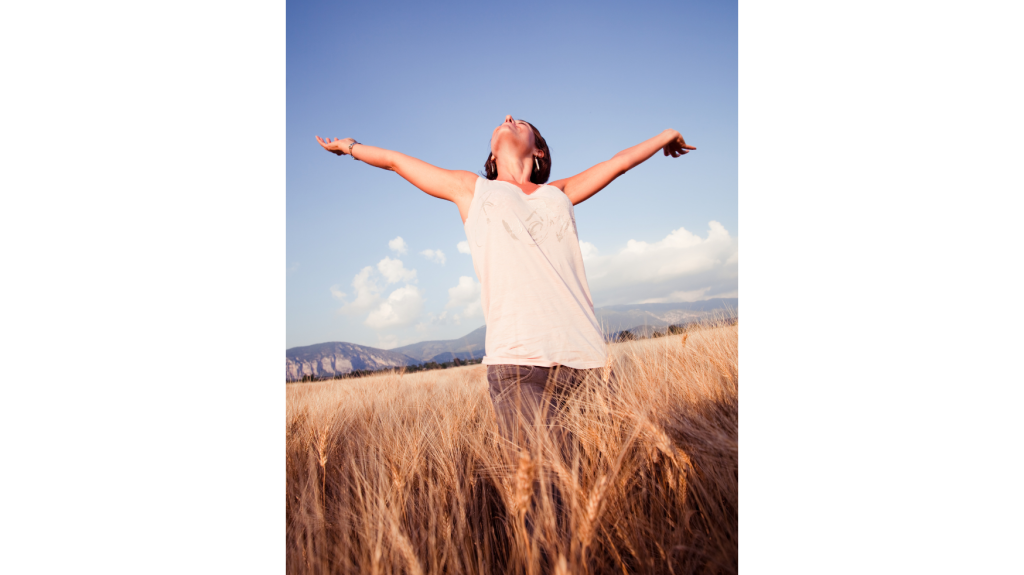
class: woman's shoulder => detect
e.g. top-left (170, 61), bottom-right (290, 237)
top-left (544, 178), bottom-right (568, 192)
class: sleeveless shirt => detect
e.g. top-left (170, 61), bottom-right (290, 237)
top-left (463, 177), bottom-right (607, 369)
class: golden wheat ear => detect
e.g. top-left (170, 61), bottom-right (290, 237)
top-left (553, 553), bottom-right (569, 575)
top-left (514, 450), bottom-right (536, 516)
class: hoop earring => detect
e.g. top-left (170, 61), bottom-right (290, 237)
top-left (534, 156), bottom-right (540, 173)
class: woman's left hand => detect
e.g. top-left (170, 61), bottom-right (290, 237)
top-left (316, 135), bottom-right (357, 156)
top-left (662, 131), bottom-right (696, 157)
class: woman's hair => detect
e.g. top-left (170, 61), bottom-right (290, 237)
top-left (483, 121), bottom-right (551, 184)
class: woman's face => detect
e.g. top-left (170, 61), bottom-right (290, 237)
top-left (491, 115), bottom-right (537, 158)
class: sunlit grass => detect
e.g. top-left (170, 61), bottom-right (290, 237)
top-left (287, 321), bottom-right (738, 574)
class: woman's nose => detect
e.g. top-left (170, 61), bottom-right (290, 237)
top-left (505, 115), bottom-right (513, 123)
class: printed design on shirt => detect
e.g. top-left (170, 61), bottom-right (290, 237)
top-left (499, 195), bottom-right (571, 247)
top-left (554, 212), bottom-right (573, 242)
top-left (477, 195), bottom-right (501, 247)
top-left (482, 199), bottom-right (496, 225)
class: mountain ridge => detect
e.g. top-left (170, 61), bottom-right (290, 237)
top-left (286, 299), bottom-right (737, 381)
top-left (285, 342), bottom-right (420, 382)
top-left (391, 326), bottom-right (486, 362)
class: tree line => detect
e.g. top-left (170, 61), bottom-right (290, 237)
top-left (616, 324), bottom-right (687, 342)
top-left (615, 317), bottom-right (737, 342)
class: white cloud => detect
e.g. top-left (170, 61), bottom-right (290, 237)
top-left (330, 284), bottom-right (346, 300)
top-left (337, 266), bottom-right (382, 314)
top-left (639, 287), bottom-right (712, 304)
top-left (578, 241), bottom-right (598, 261)
top-left (457, 241), bottom-right (471, 254)
top-left (446, 276), bottom-right (482, 318)
top-left (388, 236), bottom-right (408, 255)
top-left (365, 285), bottom-right (425, 329)
top-left (583, 221), bottom-right (738, 306)
top-left (416, 310), bottom-right (456, 331)
top-left (335, 258), bottom-right (427, 331)
top-left (377, 256), bottom-right (417, 284)
top-left (420, 249), bottom-right (446, 265)
top-left (377, 334), bottom-right (399, 350)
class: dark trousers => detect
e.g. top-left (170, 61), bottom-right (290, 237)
top-left (486, 364), bottom-right (591, 427)
top-left (486, 364), bottom-right (594, 539)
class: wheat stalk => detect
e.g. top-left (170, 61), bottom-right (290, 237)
top-left (314, 426), bottom-right (329, 503)
top-left (641, 417), bottom-right (693, 469)
top-left (388, 513), bottom-right (424, 575)
top-left (514, 450), bottom-right (535, 515)
top-left (602, 353), bottom-right (615, 384)
top-left (579, 474), bottom-right (609, 549)
top-left (553, 553), bottom-right (569, 575)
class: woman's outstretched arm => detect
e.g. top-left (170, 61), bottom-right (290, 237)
top-left (548, 130), bottom-right (695, 205)
top-left (316, 136), bottom-right (478, 222)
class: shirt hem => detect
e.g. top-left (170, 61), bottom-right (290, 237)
top-left (482, 356), bottom-right (607, 370)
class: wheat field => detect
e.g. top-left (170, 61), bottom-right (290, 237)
top-left (286, 322), bottom-right (738, 574)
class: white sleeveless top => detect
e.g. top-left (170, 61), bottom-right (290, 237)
top-left (463, 177), bottom-right (607, 369)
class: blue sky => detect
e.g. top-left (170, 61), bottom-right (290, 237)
top-left (287, 0), bottom-right (737, 350)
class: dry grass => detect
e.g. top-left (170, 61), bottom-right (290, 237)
top-left (286, 322), bottom-right (738, 574)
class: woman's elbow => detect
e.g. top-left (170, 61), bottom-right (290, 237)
top-left (610, 158), bottom-right (630, 177)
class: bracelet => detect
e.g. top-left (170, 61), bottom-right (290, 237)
top-left (348, 140), bottom-right (359, 160)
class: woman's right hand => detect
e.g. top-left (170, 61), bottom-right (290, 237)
top-left (661, 130), bottom-right (696, 158)
top-left (316, 135), bottom-right (356, 156)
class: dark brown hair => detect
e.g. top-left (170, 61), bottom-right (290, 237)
top-left (483, 121), bottom-right (551, 184)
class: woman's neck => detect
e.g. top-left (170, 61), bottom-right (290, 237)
top-left (495, 155), bottom-right (533, 185)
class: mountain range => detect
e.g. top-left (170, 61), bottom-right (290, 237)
top-left (593, 299), bottom-right (737, 334)
top-left (391, 326), bottom-right (487, 362)
top-left (286, 299), bottom-right (737, 381)
top-left (285, 342), bottom-right (419, 382)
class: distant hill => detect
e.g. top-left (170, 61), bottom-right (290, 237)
top-left (593, 299), bottom-right (737, 333)
top-left (286, 342), bottom-right (419, 381)
top-left (391, 325), bottom-right (486, 362)
top-left (286, 299), bottom-right (737, 380)
top-left (609, 316), bottom-right (738, 341)
top-left (424, 351), bottom-right (473, 363)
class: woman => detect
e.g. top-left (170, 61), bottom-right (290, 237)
top-left (316, 116), bottom-right (694, 426)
